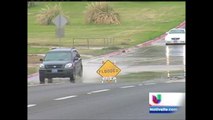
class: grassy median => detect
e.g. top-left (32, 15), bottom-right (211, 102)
top-left (117, 70), bottom-right (185, 82)
top-left (28, 2), bottom-right (185, 54)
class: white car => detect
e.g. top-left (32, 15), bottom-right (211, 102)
top-left (165, 28), bottom-right (185, 45)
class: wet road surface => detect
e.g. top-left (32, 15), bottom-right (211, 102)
top-left (28, 38), bottom-right (185, 84)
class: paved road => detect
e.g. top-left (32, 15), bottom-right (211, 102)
top-left (28, 79), bottom-right (185, 120)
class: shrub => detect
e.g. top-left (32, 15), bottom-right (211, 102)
top-left (85, 2), bottom-right (120, 24)
top-left (36, 4), bottom-right (69, 25)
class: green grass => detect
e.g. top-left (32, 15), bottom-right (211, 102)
top-left (27, 45), bottom-right (121, 56)
top-left (28, 54), bottom-right (43, 64)
top-left (28, 66), bottom-right (38, 75)
top-left (117, 70), bottom-right (184, 82)
top-left (28, 46), bottom-right (49, 54)
top-left (78, 47), bottom-right (121, 56)
top-left (28, 2), bottom-right (185, 53)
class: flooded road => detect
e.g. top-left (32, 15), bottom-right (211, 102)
top-left (82, 39), bottom-right (185, 83)
top-left (28, 38), bottom-right (185, 85)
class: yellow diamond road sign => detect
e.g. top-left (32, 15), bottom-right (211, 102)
top-left (97, 60), bottom-right (121, 77)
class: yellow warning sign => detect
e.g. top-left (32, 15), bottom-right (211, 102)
top-left (97, 60), bottom-right (121, 77)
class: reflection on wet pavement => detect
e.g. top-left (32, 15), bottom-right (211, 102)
top-left (82, 40), bottom-right (185, 83)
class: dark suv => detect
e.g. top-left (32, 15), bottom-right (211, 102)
top-left (39, 48), bottom-right (83, 84)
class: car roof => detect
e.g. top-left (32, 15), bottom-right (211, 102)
top-left (49, 48), bottom-right (76, 52)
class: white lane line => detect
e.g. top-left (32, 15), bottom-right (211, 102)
top-left (28, 82), bottom-right (64, 87)
top-left (28, 84), bottom-right (46, 87)
top-left (87, 89), bottom-right (110, 94)
top-left (165, 80), bottom-right (185, 83)
top-left (28, 104), bottom-right (36, 108)
top-left (138, 84), bottom-right (143, 86)
top-left (54, 95), bottom-right (77, 101)
top-left (143, 83), bottom-right (156, 85)
top-left (120, 85), bottom-right (135, 88)
top-left (165, 81), bottom-right (173, 83)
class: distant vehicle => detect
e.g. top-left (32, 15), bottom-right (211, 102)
top-left (39, 48), bottom-right (83, 84)
top-left (165, 28), bottom-right (185, 45)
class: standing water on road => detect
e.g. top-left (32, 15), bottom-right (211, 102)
top-left (28, 39), bottom-right (185, 85)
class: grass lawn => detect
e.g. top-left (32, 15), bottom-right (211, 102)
top-left (28, 66), bottom-right (38, 75)
top-left (28, 2), bottom-right (185, 54)
top-left (117, 70), bottom-right (184, 82)
top-left (28, 54), bottom-right (43, 64)
top-left (28, 46), bottom-right (50, 54)
top-left (28, 55), bottom-right (41, 75)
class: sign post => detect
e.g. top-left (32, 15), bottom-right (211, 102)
top-left (52, 15), bottom-right (68, 46)
top-left (96, 60), bottom-right (121, 83)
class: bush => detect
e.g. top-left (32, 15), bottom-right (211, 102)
top-left (85, 2), bottom-right (120, 24)
top-left (36, 4), bottom-right (69, 25)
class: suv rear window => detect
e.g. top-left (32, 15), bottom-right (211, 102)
top-left (44, 51), bottom-right (72, 61)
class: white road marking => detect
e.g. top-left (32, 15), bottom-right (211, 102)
top-left (87, 89), bottom-right (110, 94)
top-left (120, 85), bottom-right (135, 88)
top-left (165, 80), bottom-right (185, 83)
top-left (54, 95), bottom-right (77, 101)
top-left (28, 104), bottom-right (36, 108)
top-left (28, 84), bottom-right (46, 87)
top-left (143, 83), bottom-right (156, 85)
top-left (28, 82), bottom-right (64, 87)
top-left (138, 84), bottom-right (143, 86)
top-left (165, 81), bottom-right (173, 83)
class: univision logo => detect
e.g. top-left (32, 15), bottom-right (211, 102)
top-left (152, 94), bottom-right (161, 104)
top-left (149, 92), bottom-right (184, 113)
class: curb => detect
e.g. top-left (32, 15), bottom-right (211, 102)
top-left (176, 21), bottom-right (185, 28)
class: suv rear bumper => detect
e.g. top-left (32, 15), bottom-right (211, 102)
top-left (39, 68), bottom-right (74, 78)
